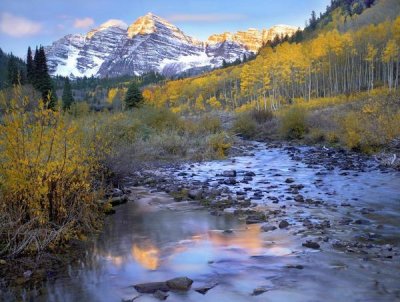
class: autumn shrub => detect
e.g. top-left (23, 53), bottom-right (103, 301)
top-left (207, 132), bottom-right (232, 158)
top-left (195, 114), bottom-right (222, 134)
top-left (0, 87), bottom-right (102, 258)
top-left (133, 105), bottom-right (182, 131)
top-left (76, 106), bottom-right (232, 176)
top-left (339, 97), bottom-right (400, 152)
top-left (279, 106), bottom-right (308, 139)
top-left (233, 112), bottom-right (257, 138)
top-left (250, 109), bottom-right (274, 123)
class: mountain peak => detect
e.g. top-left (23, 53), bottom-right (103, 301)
top-left (99, 19), bottom-right (128, 30)
top-left (86, 19), bottom-right (128, 39)
top-left (127, 12), bottom-right (175, 38)
top-left (208, 24), bottom-right (297, 52)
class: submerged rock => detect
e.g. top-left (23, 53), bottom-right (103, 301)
top-left (153, 290), bottom-right (169, 300)
top-left (134, 282), bottom-right (169, 294)
top-left (222, 170), bottom-right (237, 177)
top-left (279, 220), bottom-right (289, 229)
top-left (134, 277), bottom-right (193, 294)
top-left (194, 283), bottom-right (218, 295)
top-left (246, 213), bottom-right (266, 224)
top-left (302, 241), bottom-right (320, 249)
top-left (261, 224), bottom-right (277, 232)
top-left (252, 287), bottom-right (268, 296)
top-left (166, 277), bottom-right (193, 290)
top-left (188, 189), bottom-right (202, 200)
top-left (286, 264), bottom-right (304, 269)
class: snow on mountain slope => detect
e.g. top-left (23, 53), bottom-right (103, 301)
top-left (208, 25), bottom-right (298, 53)
top-left (45, 13), bottom-right (297, 78)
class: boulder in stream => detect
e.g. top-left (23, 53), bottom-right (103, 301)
top-left (166, 277), bottom-right (193, 290)
top-left (302, 241), bottom-right (320, 249)
top-left (222, 170), bottom-right (237, 177)
top-left (154, 290), bottom-right (169, 300)
top-left (133, 282), bottom-right (169, 294)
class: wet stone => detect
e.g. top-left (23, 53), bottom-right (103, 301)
top-left (166, 277), bottom-right (193, 291)
top-left (246, 213), bottom-right (266, 224)
top-left (224, 178), bottom-right (237, 185)
top-left (154, 290), bottom-right (169, 300)
top-left (294, 195), bottom-right (304, 202)
top-left (222, 170), bottom-right (237, 177)
top-left (194, 283), bottom-right (218, 295)
top-left (285, 178), bottom-right (295, 183)
top-left (279, 220), bottom-right (290, 229)
top-left (302, 241), bottom-right (320, 249)
top-left (261, 224), bottom-right (277, 232)
top-left (252, 287), bottom-right (268, 296)
top-left (286, 264), bottom-right (304, 269)
top-left (134, 282), bottom-right (169, 294)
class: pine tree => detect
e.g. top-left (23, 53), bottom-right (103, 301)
top-left (62, 78), bottom-right (74, 110)
top-left (7, 56), bottom-right (19, 85)
top-left (33, 46), bottom-right (39, 87)
top-left (33, 46), bottom-right (57, 109)
top-left (310, 11), bottom-right (317, 29)
top-left (124, 81), bottom-right (143, 109)
top-left (26, 47), bottom-right (34, 84)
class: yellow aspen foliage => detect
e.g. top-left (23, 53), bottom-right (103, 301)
top-left (195, 94), bottom-right (206, 111)
top-left (107, 88), bottom-right (118, 105)
top-left (142, 88), bottom-right (154, 103)
top-left (207, 96), bottom-right (222, 110)
top-left (365, 44), bottom-right (378, 62)
top-left (0, 87), bottom-right (101, 256)
top-left (393, 16), bottom-right (400, 43)
top-left (382, 39), bottom-right (399, 63)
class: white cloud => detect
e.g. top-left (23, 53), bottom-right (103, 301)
top-left (0, 12), bottom-right (42, 37)
top-left (166, 14), bottom-right (246, 23)
top-left (73, 17), bottom-right (94, 29)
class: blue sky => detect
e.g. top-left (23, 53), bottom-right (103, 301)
top-left (0, 0), bottom-right (331, 58)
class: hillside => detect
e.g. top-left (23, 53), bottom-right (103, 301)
top-left (143, 0), bottom-right (400, 114)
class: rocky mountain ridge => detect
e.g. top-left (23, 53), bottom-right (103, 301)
top-left (45, 13), bottom-right (297, 78)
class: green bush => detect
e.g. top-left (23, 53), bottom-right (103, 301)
top-left (250, 109), bottom-right (274, 123)
top-left (233, 112), bottom-right (258, 138)
top-left (280, 106), bottom-right (308, 139)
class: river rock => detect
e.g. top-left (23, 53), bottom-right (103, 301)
top-left (302, 241), bottom-right (320, 249)
top-left (154, 290), bottom-right (169, 300)
top-left (110, 188), bottom-right (123, 197)
top-left (286, 264), bottom-right (304, 269)
top-left (261, 224), bottom-right (277, 232)
top-left (224, 178), bottom-right (237, 185)
top-left (188, 189), bottom-right (202, 200)
top-left (252, 287), bottom-right (268, 296)
top-left (279, 220), bottom-right (289, 229)
top-left (110, 195), bottom-right (128, 206)
top-left (245, 171), bottom-right (256, 177)
top-left (166, 277), bottom-right (193, 290)
top-left (222, 170), bottom-right (236, 177)
top-left (134, 282), bottom-right (169, 293)
top-left (294, 195), bottom-right (304, 202)
top-left (246, 213), bottom-right (266, 224)
top-left (194, 283), bottom-right (218, 295)
top-left (285, 178), bottom-right (295, 183)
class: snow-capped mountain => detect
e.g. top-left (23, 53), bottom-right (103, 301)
top-left (208, 25), bottom-right (298, 52)
top-left (45, 13), bottom-right (297, 78)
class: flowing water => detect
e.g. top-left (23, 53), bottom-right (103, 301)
top-left (34, 143), bottom-right (399, 302)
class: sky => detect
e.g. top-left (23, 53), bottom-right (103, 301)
top-left (0, 0), bottom-right (331, 58)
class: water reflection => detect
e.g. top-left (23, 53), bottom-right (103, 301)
top-left (208, 225), bottom-right (263, 254)
top-left (37, 143), bottom-right (400, 302)
top-left (131, 243), bottom-right (160, 270)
